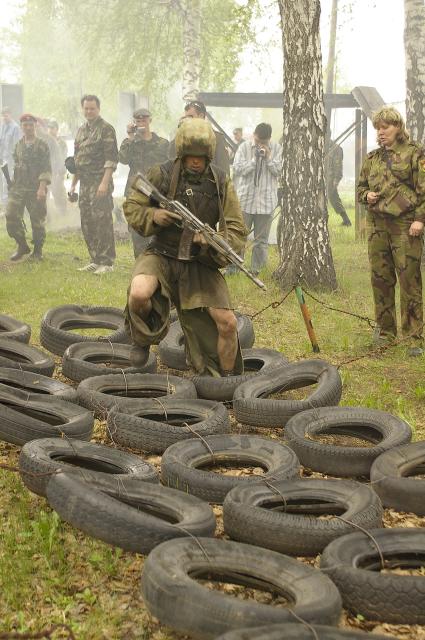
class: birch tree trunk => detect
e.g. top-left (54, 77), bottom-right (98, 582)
top-left (275, 0), bottom-right (337, 291)
top-left (404, 0), bottom-right (425, 143)
top-left (181, 0), bottom-right (202, 101)
top-left (325, 0), bottom-right (338, 95)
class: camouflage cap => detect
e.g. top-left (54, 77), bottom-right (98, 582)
top-left (133, 108), bottom-right (152, 118)
top-left (175, 118), bottom-right (216, 160)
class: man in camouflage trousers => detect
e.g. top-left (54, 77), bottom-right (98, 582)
top-left (6, 113), bottom-right (51, 261)
top-left (326, 139), bottom-right (351, 226)
top-left (119, 107), bottom-right (169, 257)
top-left (69, 94), bottom-right (118, 275)
top-left (124, 118), bottom-right (247, 376)
top-left (357, 106), bottom-right (425, 356)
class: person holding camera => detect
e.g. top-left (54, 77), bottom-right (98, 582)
top-left (119, 108), bottom-right (169, 258)
top-left (231, 122), bottom-right (282, 276)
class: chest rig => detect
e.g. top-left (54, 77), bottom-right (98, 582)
top-left (149, 159), bottom-right (226, 261)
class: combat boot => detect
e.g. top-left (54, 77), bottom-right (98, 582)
top-left (10, 241), bottom-right (31, 261)
top-left (29, 245), bottom-right (43, 261)
top-left (130, 345), bottom-right (150, 368)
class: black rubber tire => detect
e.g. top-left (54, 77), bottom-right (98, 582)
top-left (46, 472), bottom-right (215, 553)
top-left (161, 434), bottom-right (300, 504)
top-left (223, 478), bottom-right (383, 556)
top-left (233, 359), bottom-right (342, 427)
top-left (215, 623), bottom-right (395, 640)
top-left (159, 313), bottom-right (255, 371)
top-left (141, 538), bottom-right (342, 639)
top-left (0, 367), bottom-right (77, 403)
top-left (0, 338), bottom-right (55, 377)
top-left (62, 341), bottom-right (157, 383)
top-left (19, 437), bottom-right (158, 497)
top-left (0, 386), bottom-right (93, 446)
top-left (107, 399), bottom-right (230, 453)
top-left (77, 372), bottom-right (197, 414)
top-left (0, 313), bottom-right (31, 343)
top-left (192, 348), bottom-right (289, 402)
top-left (370, 441), bottom-right (425, 515)
top-left (321, 528), bottom-right (425, 624)
top-left (284, 406), bottom-right (412, 477)
top-left (40, 304), bottom-right (130, 356)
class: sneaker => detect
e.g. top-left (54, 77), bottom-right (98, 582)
top-left (130, 345), bottom-right (150, 367)
top-left (94, 265), bottom-right (114, 275)
top-left (77, 262), bottom-right (98, 272)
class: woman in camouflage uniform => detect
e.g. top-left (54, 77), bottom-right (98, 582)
top-left (357, 107), bottom-right (425, 356)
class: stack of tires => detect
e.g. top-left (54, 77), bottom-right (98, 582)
top-left (1, 304), bottom-right (424, 640)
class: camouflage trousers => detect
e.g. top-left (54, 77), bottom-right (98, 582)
top-left (367, 212), bottom-right (423, 339)
top-left (6, 188), bottom-right (47, 248)
top-left (327, 182), bottom-right (350, 224)
top-left (79, 176), bottom-right (116, 266)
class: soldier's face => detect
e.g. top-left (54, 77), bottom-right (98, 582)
top-left (135, 116), bottom-right (151, 130)
top-left (21, 121), bottom-right (35, 137)
top-left (376, 122), bottom-right (400, 148)
top-left (184, 155), bottom-right (206, 173)
top-left (83, 100), bottom-right (100, 121)
top-left (185, 106), bottom-right (205, 119)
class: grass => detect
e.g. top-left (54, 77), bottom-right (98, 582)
top-left (0, 196), bottom-right (424, 639)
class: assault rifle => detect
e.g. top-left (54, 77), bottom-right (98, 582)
top-left (1, 162), bottom-right (12, 189)
top-left (133, 173), bottom-right (267, 290)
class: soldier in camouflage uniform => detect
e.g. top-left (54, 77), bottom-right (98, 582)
top-left (124, 118), bottom-right (247, 376)
top-left (6, 113), bottom-right (51, 261)
top-left (69, 95), bottom-right (118, 274)
top-left (326, 139), bottom-right (351, 226)
top-left (119, 107), bottom-right (169, 257)
top-left (357, 106), bottom-right (425, 356)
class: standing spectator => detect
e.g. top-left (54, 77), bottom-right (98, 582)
top-left (69, 95), bottom-right (118, 275)
top-left (0, 107), bottom-right (21, 209)
top-left (47, 119), bottom-right (68, 215)
top-left (229, 127), bottom-right (245, 164)
top-left (232, 122), bottom-right (282, 275)
top-left (5, 113), bottom-right (51, 261)
top-left (168, 100), bottom-right (230, 175)
top-left (326, 138), bottom-right (351, 226)
top-left (119, 107), bottom-right (169, 257)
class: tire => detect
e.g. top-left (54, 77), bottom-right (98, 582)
top-left (40, 305), bottom-right (130, 356)
top-left (215, 623), bottom-right (394, 640)
top-left (233, 359), bottom-right (342, 428)
top-left (0, 338), bottom-right (55, 377)
top-left (193, 348), bottom-right (289, 402)
top-left (46, 472), bottom-right (215, 553)
top-left (141, 538), bottom-right (342, 639)
top-left (0, 313), bottom-right (31, 343)
top-left (370, 441), bottom-right (425, 515)
top-left (107, 399), bottom-right (230, 454)
top-left (19, 437), bottom-right (158, 497)
top-left (223, 478), bottom-right (383, 556)
top-left (77, 372), bottom-right (197, 414)
top-left (321, 528), bottom-right (425, 624)
top-left (0, 386), bottom-right (93, 446)
top-left (62, 341), bottom-right (157, 383)
top-left (161, 434), bottom-right (300, 504)
top-left (285, 406), bottom-right (412, 477)
top-left (159, 313), bottom-right (255, 371)
top-left (0, 367), bottom-right (77, 403)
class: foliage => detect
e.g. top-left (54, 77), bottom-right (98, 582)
top-left (16, 0), bottom-right (257, 127)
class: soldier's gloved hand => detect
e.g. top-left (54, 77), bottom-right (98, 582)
top-left (153, 209), bottom-right (181, 227)
top-left (409, 221), bottom-right (424, 237)
top-left (193, 232), bottom-right (208, 246)
top-left (367, 191), bottom-right (380, 205)
top-left (36, 186), bottom-right (47, 201)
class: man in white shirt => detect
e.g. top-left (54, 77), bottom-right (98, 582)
top-left (232, 123), bottom-right (282, 275)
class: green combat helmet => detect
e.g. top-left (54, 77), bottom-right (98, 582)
top-left (175, 118), bottom-right (216, 160)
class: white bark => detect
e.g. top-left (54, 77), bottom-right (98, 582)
top-left (404, 0), bottom-right (425, 143)
top-left (275, 0), bottom-right (337, 291)
top-left (325, 0), bottom-right (338, 96)
top-left (181, 0), bottom-right (202, 101)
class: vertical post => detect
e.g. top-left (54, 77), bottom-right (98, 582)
top-left (354, 108), bottom-right (362, 239)
top-left (294, 286), bottom-right (320, 353)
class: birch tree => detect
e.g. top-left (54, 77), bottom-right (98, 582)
top-left (404, 0), bottom-right (425, 143)
top-left (181, 0), bottom-right (202, 100)
top-left (274, 0), bottom-right (337, 291)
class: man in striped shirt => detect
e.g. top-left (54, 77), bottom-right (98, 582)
top-left (232, 123), bottom-right (282, 275)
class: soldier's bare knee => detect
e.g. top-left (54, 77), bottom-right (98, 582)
top-left (212, 310), bottom-right (238, 338)
top-left (129, 275), bottom-right (157, 309)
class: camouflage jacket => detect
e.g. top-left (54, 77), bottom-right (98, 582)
top-left (74, 116), bottom-right (118, 178)
top-left (12, 137), bottom-right (51, 192)
top-left (357, 140), bottom-right (425, 222)
top-left (119, 132), bottom-right (169, 195)
top-left (124, 160), bottom-right (247, 266)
